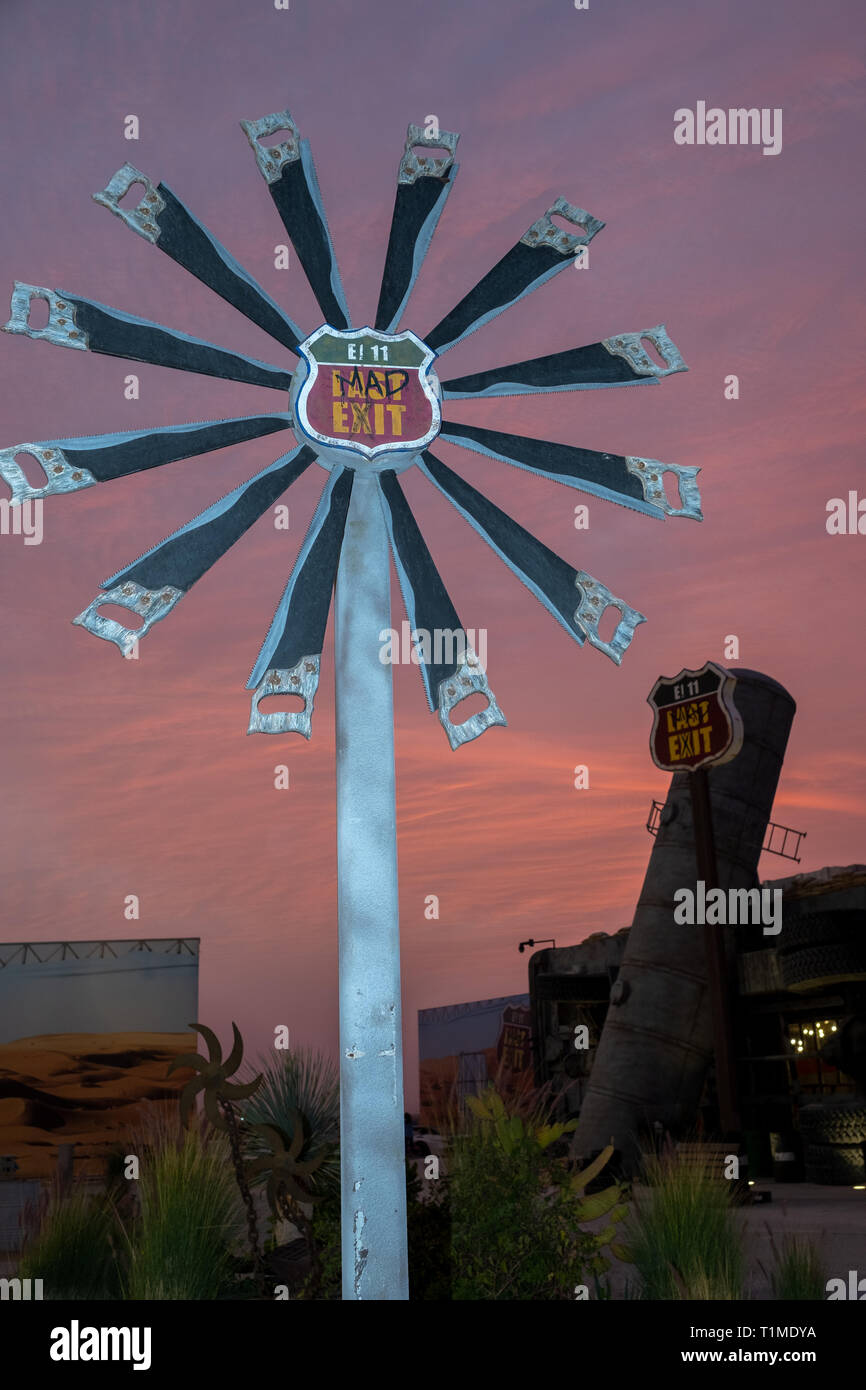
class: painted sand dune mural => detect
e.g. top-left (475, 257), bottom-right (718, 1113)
top-left (0, 939), bottom-right (200, 1180)
top-left (0, 1032), bottom-right (196, 1178)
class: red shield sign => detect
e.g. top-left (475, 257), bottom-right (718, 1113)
top-left (293, 326), bottom-right (440, 465)
top-left (496, 1004), bottom-right (532, 1072)
top-left (648, 661), bottom-right (743, 772)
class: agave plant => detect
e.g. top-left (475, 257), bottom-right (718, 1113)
top-left (239, 1047), bottom-right (340, 1196)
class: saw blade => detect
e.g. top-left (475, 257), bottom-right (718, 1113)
top-left (424, 197), bottom-right (603, 356)
top-left (3, 282), bottom-right (292, 390)
top-left (93, 164), bottom-right (305, 354)
top-left (0, 414), bottom-right (292, 503)
top-left (241, 109), bottom-right (350, 331)
top-left (378, 469), bottom-right (505, 748)
top-left (374, 125), bottom-right (460, 334)
top-left (419, 450), bottom-right (645, 665)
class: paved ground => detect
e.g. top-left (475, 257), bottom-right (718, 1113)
top-left (597, 1181), bottom-right (866, 1299)
top-left (739, 1183), bottom-right (866, 1298)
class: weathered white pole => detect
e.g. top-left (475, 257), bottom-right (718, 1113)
top-left (334, 472), bottom-right (408, 1300)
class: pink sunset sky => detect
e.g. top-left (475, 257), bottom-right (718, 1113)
top-left (1, 0), bottom-right (863, 1103)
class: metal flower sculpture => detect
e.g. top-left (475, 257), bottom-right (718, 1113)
top-left (2, 108), bottom-right (699, 747)
top-left (246, 1116), bottom-right (325, 1216)
top-left (2, 107), bottom-right (702, 1300)
top-left (168, 1021), bottom-right (263, 1133)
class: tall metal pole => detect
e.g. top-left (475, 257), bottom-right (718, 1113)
top-left (690, 767), bottom-right (741, 1138)
top-left (334, 472), bottom-right (408, 1301)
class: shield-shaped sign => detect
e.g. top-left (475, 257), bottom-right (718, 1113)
top-left (648, 661), bottom-right (743, 772)
top-left (292, 326), bottom-right (441, 467)
top-left (496, 1004), bottom-right (532, 1072)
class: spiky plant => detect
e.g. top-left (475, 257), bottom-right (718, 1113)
top-left (625, 1150), bottom-right (745, 1300)
top-left (766, 1230), bottom-right (827, 1301)
top-left (18, 1187), bottom-right (120, 1300)
top-left (119, 1102), bottom-right (244, 1300)
top-left (239, 1047), bottom-right (340, 1196)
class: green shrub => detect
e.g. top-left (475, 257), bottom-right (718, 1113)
top-left (298, 1082), bottom-right (628, 1301)
top-left (448, 1088), bottom-right (627, 1301)
top-left (406, 1160), bottom-right (452, 1300)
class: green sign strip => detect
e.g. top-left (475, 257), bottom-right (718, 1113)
top-left (313, 332), bottom-right (426, 368)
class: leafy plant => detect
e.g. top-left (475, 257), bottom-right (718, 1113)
top-left (465, 1088), bottom-right (577, 1155)
top-left (448, 1085), bottom-right (628, 1300)
top-left (625, 1150), bottom-right (745, 1300)
top-left (406, 1158), bottom-right (452, 1300)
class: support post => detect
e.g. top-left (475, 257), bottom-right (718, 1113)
top-left (334, 473), bottom-right (408, 1300)
top-left (690, 767), bottom-right (740, 1138)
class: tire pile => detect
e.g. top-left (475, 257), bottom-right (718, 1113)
top-left (778, 910), bottom-right (866, 992)
top-left (780, 902), bottom-right (866, 1181)
top-left (799, 1099), bottom-right (866, 1185)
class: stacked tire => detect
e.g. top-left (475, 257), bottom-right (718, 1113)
top-left (799, 1099), bottom-right (866, 1185)
top-left (777, 910), bottom-right (866, 993)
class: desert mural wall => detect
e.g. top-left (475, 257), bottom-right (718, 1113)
top-left (0, 938), bottom-right (199, 1181)
top-left (418, 995), bottom-right (532, 1126)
